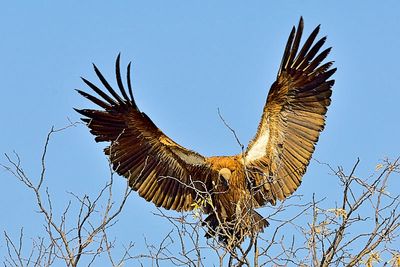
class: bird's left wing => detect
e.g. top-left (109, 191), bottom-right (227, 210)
top-left (243, 18), bottom-right (336, 205)
top-left (75, 55), bottom-right (213, 211)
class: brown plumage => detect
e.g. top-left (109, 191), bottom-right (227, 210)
top-left (76, 17), bottom-right (335, 245)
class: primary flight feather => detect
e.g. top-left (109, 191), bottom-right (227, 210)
top-left (76, 17), bottom-right (335, 244)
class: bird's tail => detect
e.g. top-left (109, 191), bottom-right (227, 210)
top-left (203, 210), bottom-right (269, 245)
top-left (251, 210), bottom-right (270, 231)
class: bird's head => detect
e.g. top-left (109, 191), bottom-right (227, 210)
top-left (218, 168), bottom-right (232, 181)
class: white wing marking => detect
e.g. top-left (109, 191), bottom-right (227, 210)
top-left (245, 126), bottom-right (270, 162)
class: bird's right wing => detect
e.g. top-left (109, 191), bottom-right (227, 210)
top-left (76, 55), bottom-right (214, 211)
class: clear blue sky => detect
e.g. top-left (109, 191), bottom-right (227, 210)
top-left (1, 1), bottom-right (399, 265)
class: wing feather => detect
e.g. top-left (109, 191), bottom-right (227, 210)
top-left (76, 55), bottom-right (213, 211)
top-left (244, 18), bottom-right (336, 205)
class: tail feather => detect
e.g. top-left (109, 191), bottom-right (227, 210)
top-left (203, 210), bottom-right (269, 245)
top-left (252, 210), bottom-right (269, 231)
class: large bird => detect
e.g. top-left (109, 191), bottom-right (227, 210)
top-left (76, 17), bottom-right (335, 245)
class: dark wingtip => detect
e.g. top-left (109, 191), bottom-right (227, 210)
top-left (79, 56), bottom-right (139, 112)
top-left (326, 46), bottom-right (332, 55)
top-left (75, 89), bottom-right (86, 98)
top-left (116, 52), bottom-right (121, 66)
top-left (127, 61), bottom-right (135, 104)
top-left (92, 63), bottom-right (103, 77)
top-left (73, 107), bottom-right (85, 116)
top-left (278, 26), bottom-right (296, 75)
top-left (298, 16), bottom-right (304, 28)
top-left (81, 76), bottom-right (90, 84)
top-left (285, 17), bottom-right (305, 72)
top-left (91, 63), bottom-right (105, 82)
top-left (297, 17), bottom-right (304, 36)
top-left (115, 52), bottom-right (132, 103)
top-left (75, 88), bottom-right (85, 95)
top-left (314, 24), bottom-right (321, 35)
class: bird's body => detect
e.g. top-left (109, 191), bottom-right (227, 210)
top-left (76, 17), bottom-right (335, 245)
top-left (207, 156), bottom-right (248, 213)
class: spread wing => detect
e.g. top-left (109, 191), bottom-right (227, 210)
top-left (75, 55), bottom-right (213, 211)
top-left (244, 17), bottom-right (336, 205)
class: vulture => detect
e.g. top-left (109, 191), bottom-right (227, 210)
top-left (76, 17), bottom-right (335, 245)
